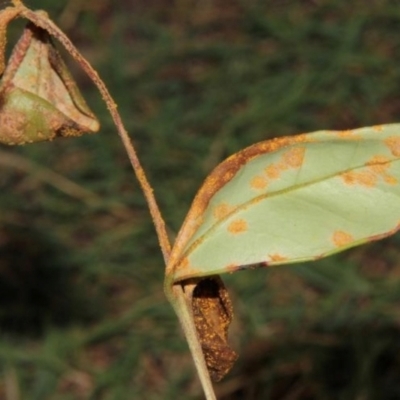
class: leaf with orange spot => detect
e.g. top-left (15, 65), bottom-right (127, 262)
top-left (166, 123), bottom-right (400, 282)
top-left (165, 123), bottom-right (400, 399)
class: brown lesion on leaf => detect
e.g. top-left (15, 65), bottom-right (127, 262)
top-left (227, 218), bottom-right (248, 234)
top-left (190, 276), bottom-right (238, 382)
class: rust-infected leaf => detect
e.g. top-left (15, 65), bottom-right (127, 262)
top-left (0, 22), bottom-right (99, 145)
top-left (190, 276), bottom-right (238, 382)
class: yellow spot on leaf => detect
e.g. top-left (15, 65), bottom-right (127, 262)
top-left (332, 230), bottom-right (354, 247)
top-left (373, 125), bottom-right (383, 132)
top-left (250, 175), bottom-right (268, 190)
top-left (385, 136), bottom-right (400, 157)
top-left (227, 219), bottom-right (248, 234)
top-left (269, 253), bottom-right (287, 262)
top-left (213, 203), bottom-right (234, 220)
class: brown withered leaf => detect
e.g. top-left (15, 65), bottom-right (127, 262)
top-left (191, 276), bottom-right (238, 382)
top-left (0, 22), bottom-right (99, 145)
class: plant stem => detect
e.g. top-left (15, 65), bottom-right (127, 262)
top-left (19, 6), bottom-right (172, 263)
top-left (16, 6), bottom-right (217, 399)
top-left (169, 283), bottom-right (217, 400)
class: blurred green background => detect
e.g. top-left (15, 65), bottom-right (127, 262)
top-left (1, 0), bottom-right (400, 398)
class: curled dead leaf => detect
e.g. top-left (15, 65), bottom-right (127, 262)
top-left (190, 276), bottom-right (238, 382)
top-left (0, 22), bottom-right (99, 145)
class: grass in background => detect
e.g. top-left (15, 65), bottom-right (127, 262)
top-left (1, 0), bottom-right (400, 398)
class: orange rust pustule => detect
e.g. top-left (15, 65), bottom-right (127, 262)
top-left (265, 163), bottom-right (281, 179)
top-left (227, 219), bottom-right (248, 234)
top-left (269, 253), bottom-right (288, 262)
top-left (280, 146), bottom-right (306, 168)
top-left (366, 155), bottom-right (391, 173)
top-left (250, 175), bottom-right (268, 190)
top-left (213, 202), bottom-right (234, 220)
top-left (341, 170), bottom-right (377, 187)
top-left (384, 175), bottom-right (398, 185)
top-left (332, 230), bottom-right (354, 247)
top-left (366, 155), bottom-right (397, 185)
top-left (385, 136), bottom-right (400, 157)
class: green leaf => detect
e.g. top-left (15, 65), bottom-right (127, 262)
top-left (168, 124), bottom-right (400, 282)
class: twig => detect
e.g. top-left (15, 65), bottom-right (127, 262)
top-left (18, 6), bottom-right (172, 263)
